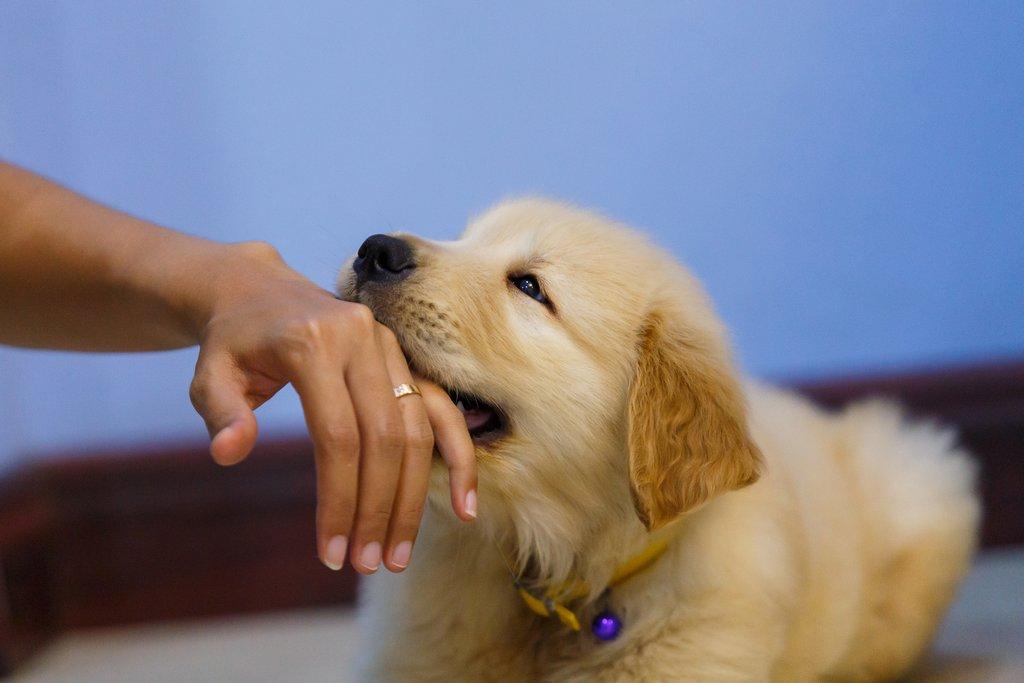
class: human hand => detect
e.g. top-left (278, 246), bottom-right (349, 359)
top-left (0, 162), bottom-right (476, 565)
top-left (187, 242), bottom-right (477, 575)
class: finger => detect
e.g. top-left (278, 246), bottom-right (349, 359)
top-left (344, 327), bottom-right (405, 575)
top-left (190, 353), bottom-right (259, 466)
top-left (417, 377), bottom-right (478, 522)
top-left (377, 326), bottom-right (433, 572)
top-left (290, 362), bottom-right (360, 572)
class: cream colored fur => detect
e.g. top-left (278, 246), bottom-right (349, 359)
top-left (338, 199), bottom-right (979, 682)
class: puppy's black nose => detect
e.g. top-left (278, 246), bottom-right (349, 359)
top-left (353, 234), bottom-right (416, 284)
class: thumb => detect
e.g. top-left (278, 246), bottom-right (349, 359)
top-left (189, 357), bottom-right (259, 466)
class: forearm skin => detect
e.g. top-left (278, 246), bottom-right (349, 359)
top-left (0, 161), bottom-right (247, 352)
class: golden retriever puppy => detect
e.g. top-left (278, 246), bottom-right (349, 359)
top-left (338, 199), bottom-right (979, 682)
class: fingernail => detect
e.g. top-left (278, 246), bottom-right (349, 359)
top-left (323, 535), bottom-right (347, 571)
top-left (465, 490), bottom-right (477, 519)
top-left (390, 541), bottom-right (413, 569)
top-left (359, 542), bottom-right (382, 571)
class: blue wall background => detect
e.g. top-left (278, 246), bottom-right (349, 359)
top-left (1, 1), bottom-right (1022, 468)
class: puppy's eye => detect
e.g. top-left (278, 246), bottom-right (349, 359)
top-left (509, 274), bottom-right (548, 305)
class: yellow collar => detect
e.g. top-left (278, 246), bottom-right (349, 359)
top-left (515, 537), bottom-right (670, 631)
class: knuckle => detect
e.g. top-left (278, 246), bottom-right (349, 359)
top-left (407, 422), bottom-right (434, 453)
top-left (188, 376), bottom-right (209, 408)
top-left (371, 424), bottom-right (405, 455)
top-left (344, 303), bottom-right (377, 331)
top-left (439, 404), bottom-right (469, 430)
top-left (279, 317), bottom-right (327, 362)
top-left (421, 382), bottom-right (450, 404)
top-left (319, 424), bottom-right (360, 454)
top-left (445, 452), bottom-right (473, 472)
top-left (236, 240), bottom-right (283, 265)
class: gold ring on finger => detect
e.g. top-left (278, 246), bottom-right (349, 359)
top-left (393, 383), bottom-right (421, 399)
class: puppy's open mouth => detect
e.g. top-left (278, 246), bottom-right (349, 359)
top-left (444, 388), bottom-right (507, 444)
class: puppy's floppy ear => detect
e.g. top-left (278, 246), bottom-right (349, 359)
top-left (628, 308), bottom-right (763, 530)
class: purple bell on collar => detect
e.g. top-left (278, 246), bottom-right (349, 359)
top-left (591, 610), bottom-right (622, 642)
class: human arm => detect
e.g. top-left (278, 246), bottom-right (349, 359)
top-left (0, 160), bottom-right (477, 573)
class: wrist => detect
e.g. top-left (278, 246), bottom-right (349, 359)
top-left (179, 239), bottom-right (293, 338)
top-left (123, 228), bottom-right (285, 345)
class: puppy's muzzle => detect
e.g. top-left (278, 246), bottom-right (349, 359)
top-left (353, 234), bottom-right (416, 286)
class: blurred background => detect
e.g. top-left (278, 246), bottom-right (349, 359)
top-left (0, 2), bottom-right (1021, 681)
top-left (2, 0), bottom-right (1022, 469)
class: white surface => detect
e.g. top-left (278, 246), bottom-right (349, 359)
top-left (16, 610), bottom-right (364, 683)
top-left (14, 550), bottom-right (1023, 682)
